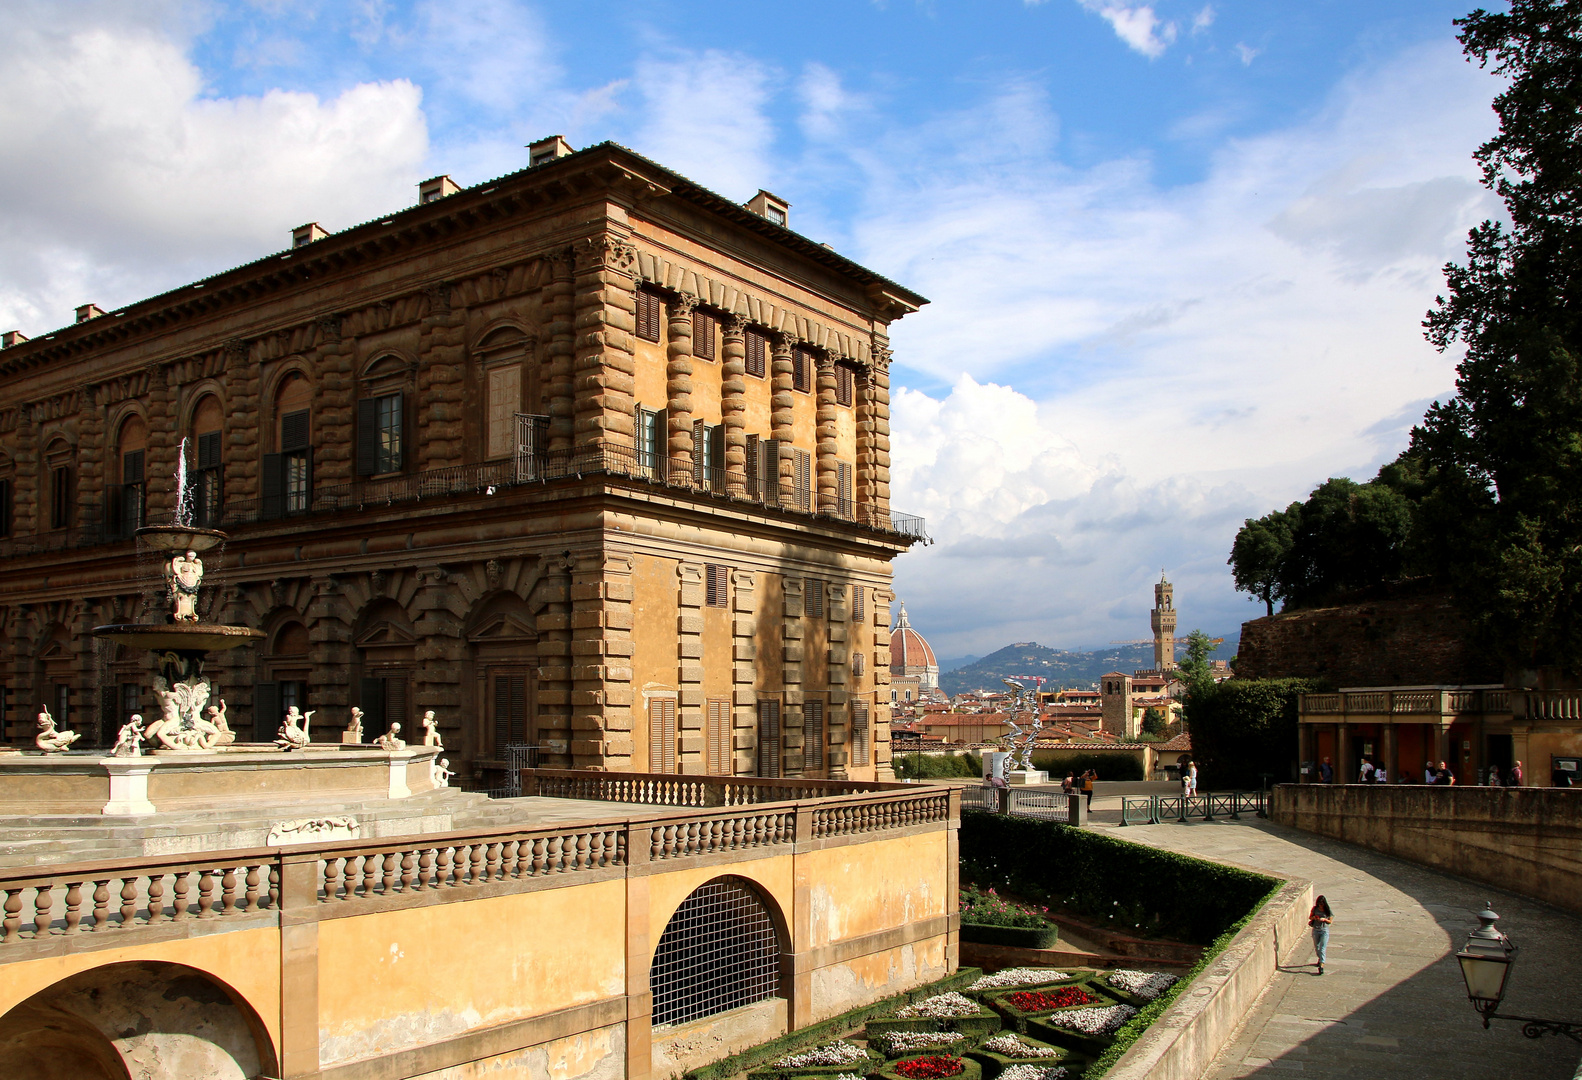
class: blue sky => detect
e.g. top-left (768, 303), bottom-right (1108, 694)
top-left (0, 0), bottom-right (1500, 661)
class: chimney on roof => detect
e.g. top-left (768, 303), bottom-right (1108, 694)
top-left (1, 330), bottom-right (27, 348)
top-left (292, 222), bottom-right (328, 248)
top-left (745, 190), bottom-right (789, 227)
top-left (76, 304), bottom-right (105, 323)
top-left (528, 135), bottom-right (573, 167)
top-left (418, 175), bottom-right (460, 205)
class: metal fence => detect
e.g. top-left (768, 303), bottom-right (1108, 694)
top-left (963, 785), bottom-right (1082, 822)
top-left (1120, 790), bottom-right (1267, 825)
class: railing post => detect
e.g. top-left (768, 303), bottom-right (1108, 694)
top-left (1067, 792), bottom-right (1087, 827)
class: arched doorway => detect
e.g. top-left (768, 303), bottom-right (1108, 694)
top-left (466, 592), bottom-right (538, 787)
top-left (354, 598), bottom-right (416, 741)
top-left (651, 876), bottom-right (784, 1028)
top-left (0, 961), bottom-right (275, 1079)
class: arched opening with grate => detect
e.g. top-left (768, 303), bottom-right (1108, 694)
top-left (650, 875), bottom-right (783, 1027)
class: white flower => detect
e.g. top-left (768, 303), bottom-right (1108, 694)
top-left (895, 992), bottom-right (983, 1019)
top-left (832, 1074), bottom-right (865, 1080)
top-left (967, 969), bottom-right (1070, 991)
top-left (998, 1066), bottom-right (1069, 1080)
top-left (1106, 970), bottom-right (1178, 1001)
top-left (1044, 1004), bottom-right (1138, 1036)
top-left (981, 1034), bottom-right (1062, 1058)
top-left (771, 1042), bottom-right (870, 1068)
top-left (872, 1031), bottom-right (966, 1055)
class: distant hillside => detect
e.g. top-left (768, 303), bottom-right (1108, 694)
top-left (937, 655), bottom-right (979, 673)
top-left (938, 638), bottom-right (1238, 698)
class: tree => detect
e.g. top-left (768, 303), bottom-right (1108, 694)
top-left (1229, 505), bottom-right (1297, 615)
top-left (1280, 477), bottom-right (1415, 609)
top-left (1416, 0), bottom-right (1582, 672)
top-left (1176, 628), bottom-right (1218, 703)
top-left (1141, 706), bottom-right (1168, 738)
top-left (1183, 678), bottom-right (1319, 788)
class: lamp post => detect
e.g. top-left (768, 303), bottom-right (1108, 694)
top-left (1456, 904), bottom-right (1580, 1042)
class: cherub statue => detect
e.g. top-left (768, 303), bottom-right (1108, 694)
top-left (35, 707), bottom-right (80, 753)
top-left (275, 705), bottom-right (313, 751)
top-left (205, 700), bottom-right (235, 747)
top-left (111, 716), bottom-right (145, 757)
top-left (432, 757), bottom-right (453, 787)
top-left (420, 710), bottom-right (443, 749)
top-left (165, 549), bottom-right (204, 622)
top-left (375, 722), bottom-right (405, 751)
top-left (343, 705), bottom-right (365, 744)
top-left (144, 676), bottom-right (214, 749)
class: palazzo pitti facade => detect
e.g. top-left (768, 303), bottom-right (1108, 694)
top-left (0, 141), bottom-right (928, 785)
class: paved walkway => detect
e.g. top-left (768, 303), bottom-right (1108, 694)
top-left (1087, 809), bottom-right (1582, 1079)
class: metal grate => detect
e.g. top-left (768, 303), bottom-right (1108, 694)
top-left (650, 876), bottom-right (781, 1027)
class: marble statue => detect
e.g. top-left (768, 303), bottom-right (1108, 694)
top-left (276, 706), bottom-right (313, 751)
top-left (111, 716), bottom-right (145, 757)
top-left (164, 549), bottom-right (203, 622)
top-left (375, 722), bottom-right (405, 751)
top-left (144, 675), bottom-right (218, 750)
top-left (205, 700), bottom-right (235, 747)
top-left (35, 707), bottom-right (80, 753)
top-left (343, 705), bottom-right (365, 744)
top-left (420, 710), bottom-right (442, 749)
top-left (432, 757), bottom-right (453, 788)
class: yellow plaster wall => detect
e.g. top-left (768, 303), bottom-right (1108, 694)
top-left (316, 881), bottom-right (627, 1066)
top-left (798, 833), bottom-right (948, 949)
top-left (409, 1022), bottom-right (625, 1080)
top-left (0, 927), bottom-right (282, 1058)
top-left (692, 354), bottom-right (723, 426)
top-left (632, 554), bottom-right (681, 769)
top-left (633, 337), bottom-right (668, 413)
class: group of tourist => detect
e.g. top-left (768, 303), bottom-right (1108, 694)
top-left (1315, 755), bottom-right (1525, 786)
top-left (1059, 769), bottom-right (1097, 808)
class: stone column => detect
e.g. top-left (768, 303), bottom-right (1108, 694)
top-left (13, 408), bottom-right (37, 537)
top-left (144, 364), bottom-right (175, 520)
top-left (417, 282), bottom-right (467, 472)
top-left (815, 354), bottom-right (838, 514)
top-left (1298, 723), bottom-right (1315, 781)
top-left (781, 578), bottom-right (805, 778)
top-left (1433, 723), bottom-right (1453, 776)
top-left (78, 385), bottom-right (105, 527)
top-left (533, 554), bottom-right (575, 765)
top-left (544, 250), bottom-right (577, 453)
top-left (1336, 722), bottom-right (1350, 782)
top-left (572, 234), bottom-right (638, 451)
top-left (721, 316), bottom-right (749, 496)
top-left (677, 562), bottom-right (705, 770)
top-left (731, 570), bottom-right (757, 774)
top-left (412, 567), bottom-right (466, 758)
top-left (865, 341), bottom-right (893, 518)
top-left (771, 334), bottom-right (796, 505)
top-left (224, 339), bottom-right (261, 501)
top-left (570, 546), bottom-right (635, 769)
top-left (666, 295), bottom-right (697, 483)
top-left (311, 316), bottom-right (357, 487)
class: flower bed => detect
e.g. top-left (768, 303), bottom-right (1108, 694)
top-left (867, 992), bottom-right (1003, 1041)
top-left (996, 1065), bottom-right (1069, 1080)
top-left (959, 889), bottom-right (1059, 950)
top-left (1030, 1003), bottom-right (1139, 1052)
top-left (1104, 970), bottom-right (1179, 1002)
top-left (966, 970), bottom-right (1071, 993)
top-left (874, 1054), bottom-right (984, 1080)
top-left (870, 1031), bottom-right (969, 1058)
top-left (897, 994), bottom-right (984, 1020)
top-left (768, 1042), bottom-right (874, 1070)
top-left (1004, 989), bottom-right (1095, 1014)
top-left (979, 1034), bottom-right (1063, 1060)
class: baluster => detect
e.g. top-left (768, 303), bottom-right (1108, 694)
top-left (649, 829), bottom-right (663, 862)
top-left (244, 866), bottom-right (260, 911)
top-left (574, 833), bottom-right (591, 870)
top-left (400, 851), bottom-right (417, 892)
top-left (531, 838), bottom-right (548, 875)
top-left (364, 854), bottom-right (383, 896)
top-left (91, 879), bottom-right (112, 930)
top-left (324, 858), bottom-right (343, 902)
top-left (63, 882), bottom-right (84, 934)
top-left (267, 863), bottom-right (280, 910)
top-left (504, 840), bottom-right (522, 876)
top-left (197, 870), bottom-right (217, 918)
top-left (486, 843), bottom-right (503, 881)
top-left (415, 848), bottom-right (434, 889)
top-left (172, 872), bottom-right (191, 920)
top-left (436, 847), bottom-right (455, 887)
top-left (547, 836), bottom-right (564, 872)
top-left (470, 844), bottom-right (487, 882)
top-left (3, 888), bottom-right (23, 943)
top-left (382, 853), bottom-right (399, 895)
top-left (121, 876), bottom-right (141, 925)
top-left (33, 886), bottom-right (54, 937)
top-left (218, 867), bottom-right (237, 916)
top-left (147, 873), bottom-right (167, 922)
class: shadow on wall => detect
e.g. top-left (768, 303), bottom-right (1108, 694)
top-left (0, 960), bottom-right (275, 1080)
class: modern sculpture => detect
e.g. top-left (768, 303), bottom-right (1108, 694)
top-left (1000, 677), bottom-right (1046, 780)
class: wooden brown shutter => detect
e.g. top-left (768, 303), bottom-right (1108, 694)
top-left (836, 365), bottom-right (854, 406)
top-left (853, 585), bottom-right (865, 622)
top-left (648, 696), bottom-right (677, 773)
top-left (707, 698), bottom-right (729, 775)
top-left (853, 650), bottom-right (865, 678)
top-left (705, 563), bottom-right (729, 608)
top-left (805, 700), bottom-right (824, 768)
top-left (837, 462), bottom-right (853, 517)
top-left (260, 454), bottom-right (284, 519)
top-left (492, 671), bottom-right (528, 749)
top-left (693, 311), bottom-right (716, 360)
top-left (805, 579), bottom-right (824, 619)
top-left (693, 419), bottom-right (706, 486)
top-left (0, 478), bottom-right (11, 538)
top-left (851, 700), bottom-right (870, 765)
top-left (760, 439), bottom-right (779, 506)
top-left (636, 289), bottom-right (661, 342)
top-left (756, 700), bottom-right (780, 778)
top-left (281, 409), bottom-right (311, 451)
top-left (793, 348), bottom-right (812, 393)
top-left (197, 431), bottom-right (222, 469)
top-left (746, 331), bottom-right (766, 378)
top-left (794, 449), bottom-right (811, 511)
top-left (745, 435), bottom-right (759, 500)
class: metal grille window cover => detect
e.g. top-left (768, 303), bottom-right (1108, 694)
top-left (651, 876), bottom-right (781, 1027)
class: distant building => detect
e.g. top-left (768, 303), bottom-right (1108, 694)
top-left (1151, 571), bottom-right (1177, 672)
top-left (890, 601), bottom-right (939, 692)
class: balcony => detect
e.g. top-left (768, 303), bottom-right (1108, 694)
top-left (1298, 686), bottom-right (1511, 723)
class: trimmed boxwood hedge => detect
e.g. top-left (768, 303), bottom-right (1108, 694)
top-left (989, 982), bottom-right (1123, 1033)
top-left (959, 813), bottom-right (1276, 944)
top-left (875, 1055), bottom-right (984, 1080)
top-left (960, 922), bottom-right (1060, 950)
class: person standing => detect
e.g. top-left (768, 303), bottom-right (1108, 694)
top-left (1437, 760), bottom-right (1456, 786)
top-left (1081, 768), bottom-right (1096, 810)
top-left (1187, 760), bottom-right (1199, 796)
top-left (1424, 761), bottom-right (1438, 785)
top-left (1485, 764), bottom-right (1502, 786)
top-left (1309, 895), bottom-right (1333, 975)
top-left (1318, 757), bottom-right (1334, 784)
top-left (1508, 760), bottom-right (1524, 786)
top-left (1358, 758), bottom-right (1374, 783)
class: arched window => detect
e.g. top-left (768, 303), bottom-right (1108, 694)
top-left (111, 415), bottom-right (147, 538)
top-left (650, 876), bottom-right (780, 1027)
top-left (44, 436), bottom-right (73, 530)
top-left (190, 395), bottom-right (223, 526)
top-left (474, 328), bottom-right (536, 462)
top-left (357, 355), bottom-right (409, 477)
top-left (264, 374), bottom-right (311, 518)
top-left (255, 621), bottom-right (310, 741)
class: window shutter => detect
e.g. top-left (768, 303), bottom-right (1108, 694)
top-left (391, 391), bottom-right (407, 473)
top-left (693, 419), bottom-right (706, 486)
top-left (761, 439), bottom-right (779, 506)
top-left (805, 579), bottom-right (824, 619)
top-left (693, 311), bottom-right (715, 360)
top-left (852, 701), bottom-right (870, 766)
top-left (705, 563), bottom-right (729, 608)
top-left (794, 450), bottom-right (811, 511)
top-left (708, 425), bottom-right (725, 490)
top-left (356, 397), bottom-right (379, 476)
top-left (0, 478), bottom-right (11, 538)
top-left (746, 331), bottom-right (766, 378)
top-left (836, 365), bottom-right (855, 407)
top-left (281, 409), bottom-right (311, 451)
top-left (359, 677), bottom-right (386, 733)
top-left (707, 699), bottom-right (729, 775)
top-left (197, 431), bottom-right (222, 470)
top-left (637, 290), bottom-right (661, 342)
top-left (793, 349), bottom-right (811, 393)
top-left (254, 683), bottom-right (281, 742)
top-left (756, 700), bottom-right (780, 778)
top-left (260, 453), bottom-right (284, 519)
top-left (853, 586), bottom-right (865, 622)
top-left (838, 461), bottom-right (853, 516)
top-left (123, 450), bottom-right (145, 485)
top-left (805, 701), bottom-right (824, 769)
top-left (745, 435), bottom-right (759, 500)
top-left (853, 651), bottom-right (865, 678)
top-left (649, 697), bottom-right (677, 773)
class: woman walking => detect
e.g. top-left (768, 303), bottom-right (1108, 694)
top-left (1309, 895), bottom-right (1333, 975)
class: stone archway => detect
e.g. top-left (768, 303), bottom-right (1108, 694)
top-left (0, 961), bottom-right (275, 1079)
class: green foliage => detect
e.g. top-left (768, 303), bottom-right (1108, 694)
top-left (893, 752), bottom-right (984, 780)
top-left (959, 813), bottom-right (1277, 945)
top-left (1229, 506), bottom-right (1297, 616)
top-left (1027, 751), bottom-right (1144, 781)
top-left (1184, 677), bottom-right (1321, 789)
top-left (1176, 628), bottom-right (1219, 704)
top-left (1141, 707), bottom-right (1168, 737)
top-left (958, 885), bottom-right (1051, 929)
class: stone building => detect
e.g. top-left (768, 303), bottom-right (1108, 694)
top-left (889, 601), bottom-right (939, 692)
top-left (0, 139), bottom-right (927, 785)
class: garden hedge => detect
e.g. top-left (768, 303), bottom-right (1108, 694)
top-left (893, 752), bottom-right (984, 780)
top-left (1028, 752), bottom-right (1145, 782)
top-left (959, 812), bottom-right (1277, 944)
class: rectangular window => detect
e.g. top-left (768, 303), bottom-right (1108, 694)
top-left (486, 366), bottom-right (522, 460)
top-left (693, 310), bottom-right (716, 361)
top-left (747, 435), bottom-right (777, 503)
top-left (851, 700), bottom-right (870, 766)
top-left (279, 408), bottom-right (312, 513)
top-left (637, 407), bottom-right (666, 479)
top-left (50, 467), bottom-right (71, 529)
top-left (793, 348), bottom-right (813, 393)
top-left (285, 454), bottom-right (311, 513)
top-left (54, 683), bottom-right (70, 727)
top-left (837, 461), bottom-right (853, 518)
top-left (705, 563), bottom-right (730, 608)
top-left (793, 449), bottom-right (811, 512)
top-left (836, 364), bottom-right (855, 407)
top-left (357, 395), bottom-right (403, 475)
top-left (119, 450), bottom-right (145, 536)
top-left (746, 330), bottom-right (767, 378)
top-left (121, 682), bottom-right (139, 719)
top-left (805, 700), bottom-right (824, 769)
top-left (853, 650), bottom-right (866, 678)
top-left (0, 477), bottom-right (11, 538)
top-left (706, 698), bottom-right (730, 776)
top-left (805, 579), bottom-right (824, 619)
top-left (491, 670), bottom-right (529, 750)
top-left (636, 289), bottom-right (662, 342)
top-left (195, 431), bottom-right (222, 527)
top-left (756, 700), bottom-right (781, 778)
top-left (648, 695), bottom-right (677, 773)
top-left (853, 585), bottom-right (865, 622)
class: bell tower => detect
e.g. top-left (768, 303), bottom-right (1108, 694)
top-left (1151, 570), bottom-right (1176, 672)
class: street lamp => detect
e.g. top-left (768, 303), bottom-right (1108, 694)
top-left (1456, 904), bottom-right (1580, 1042)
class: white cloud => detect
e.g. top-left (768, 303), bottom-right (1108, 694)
top-left (1235, 42), bottom-right (1260, 65)
top-left (0, 6), bottom-right (427, 334)
top-left (1192, 5), bottom-right (1215, 33)
top-left (1077, 1), bottom-right (1178, 59)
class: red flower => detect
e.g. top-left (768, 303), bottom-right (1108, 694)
top-left (1006, 988), bottom-right (1095, 1013)
top-left (893, 1055), bottom-right (965, 1079)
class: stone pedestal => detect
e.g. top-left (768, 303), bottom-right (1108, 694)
top-left (1008, 769), bottom-right (1049, 785)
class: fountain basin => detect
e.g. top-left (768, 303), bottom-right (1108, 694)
top-left (134, 524), bottom-right (229, 553)
top-left (92, 623), bottom-right (265, 652)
